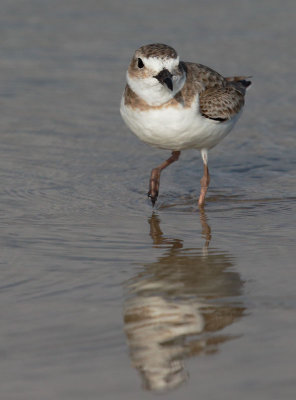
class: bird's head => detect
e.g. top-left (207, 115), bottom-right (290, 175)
top-left (126, 43), bottom-right (186, 106)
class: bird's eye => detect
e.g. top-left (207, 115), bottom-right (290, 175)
top-left (137, 58), bottom-right (144, 68)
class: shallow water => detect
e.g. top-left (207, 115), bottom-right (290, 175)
top-left (0, 0), bottom-right (296, 399)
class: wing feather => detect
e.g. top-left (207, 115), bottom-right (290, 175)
top-left (199, 86), bottom-right (245, 121)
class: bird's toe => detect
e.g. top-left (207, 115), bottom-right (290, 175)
top-left (147, 191), bottom-right (158, 206)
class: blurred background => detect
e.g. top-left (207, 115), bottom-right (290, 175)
top-left (0, 1), bottom-right (295, 399)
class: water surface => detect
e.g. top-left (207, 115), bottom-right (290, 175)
top-left (0, 1), bottom-right (296, 399)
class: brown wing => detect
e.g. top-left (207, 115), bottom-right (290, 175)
top-left (177, 62), bottom-right (251, 120)
top-left (199, 86), bottom-right (245, 122)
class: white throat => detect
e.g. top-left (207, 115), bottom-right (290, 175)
top-left (127, 57), bottom-right (186, 106)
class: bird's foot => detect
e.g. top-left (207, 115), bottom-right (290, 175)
top-left (148, 168), bottom-right (161, 206)
top-left (147, 190), bottom-right (158, 206)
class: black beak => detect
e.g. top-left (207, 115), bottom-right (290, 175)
top-left (154, 69), bottom-right (173, 91)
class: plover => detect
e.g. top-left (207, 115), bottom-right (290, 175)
top-left (120, 43), bottom-right (251, 207)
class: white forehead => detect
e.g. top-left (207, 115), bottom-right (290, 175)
top-left (141, 56), bottom-right (180, 73)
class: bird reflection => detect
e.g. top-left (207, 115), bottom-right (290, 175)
top-left (123, 211), bottom-right (245, 392)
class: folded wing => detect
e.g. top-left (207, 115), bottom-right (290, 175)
top-left (199, 85), bottom-right (245, 122)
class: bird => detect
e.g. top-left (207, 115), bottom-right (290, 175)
top-left (120, 43), bottom-right (251, 207)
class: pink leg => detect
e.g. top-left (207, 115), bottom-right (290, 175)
top-left (148, 151), bottom-right (180, 206)
top-left (198, 162), bottom-right (210, 207)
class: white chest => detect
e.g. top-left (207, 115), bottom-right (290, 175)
top-left (120, 95), bottom-right (240, 151)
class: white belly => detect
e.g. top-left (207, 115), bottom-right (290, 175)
top-left (120, 94), bottom-right (240, 151)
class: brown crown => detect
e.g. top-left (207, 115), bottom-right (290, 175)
top-left (136, 43), bottom-right (178, 59)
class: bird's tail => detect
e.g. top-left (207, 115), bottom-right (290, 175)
top-left (225, 76), bottom-right (252, 88)
top-left (225, 76), bottom-right (252, 95)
